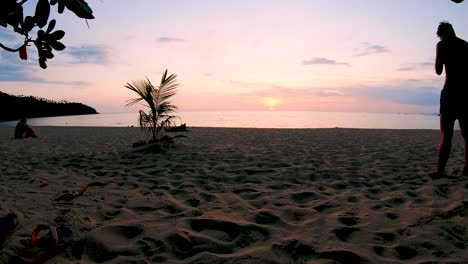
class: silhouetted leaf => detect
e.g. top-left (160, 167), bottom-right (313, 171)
top-left (0, 21), bottom-right (7, 28)
top-left (22, 16), bottom-right (35, 32)
top-left (46, 19), bottom-right (56, 34)
top-left (37, 30), bottom-right (45, 40)
top-left (35, 0), bottom-right (50, 28)
top-left (49, 40), bottom-right (65, 51)
top-left (39, 57), bottom-right (47, 69)
top-left (44, 50), bottom-right (54, 59)
top-left (3, 1), bottom-right (23, 29)
top-left (13, 26), bottom-right (24, 34)
top-left (58, 2), bottom-right (65, 13)
top-left (65, 0), bottom-right (94, 19)
top-left (79, 1), bottom-right (94, 15)
top-left (33, 39), bottom-right (40, 50)
top-left (50, 0), bottom-right (59, 5)
top-left (48, 30), bottom-right (65, 40)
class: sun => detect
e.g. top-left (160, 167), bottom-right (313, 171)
top-left (262, 97), bottom-right (282, 110)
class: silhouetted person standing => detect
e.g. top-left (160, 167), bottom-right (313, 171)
top-left (433, 22), bottom-right (468, 178)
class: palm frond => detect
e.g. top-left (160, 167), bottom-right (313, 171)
top-left (156, 70), bottom-right (179, 104)
top-left (125, 80), bottom-right (155, 109)
top-left (157, 102), bottom-right (177, 114)
top-left (138, 110), bottom-right (153, 131)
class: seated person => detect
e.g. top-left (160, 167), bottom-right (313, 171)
top-left (14, 118), bottom-right (38, 139)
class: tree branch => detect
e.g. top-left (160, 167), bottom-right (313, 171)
top-left (18, 0), bottom-right (29, 5)
top-left (0, 42), bottom-right (27, 52)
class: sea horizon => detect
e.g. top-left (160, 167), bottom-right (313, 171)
top-left (0, 110), bottom-right (445, 130)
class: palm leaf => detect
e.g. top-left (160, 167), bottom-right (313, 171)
top-left (124, 80), bottom-right (153, 108)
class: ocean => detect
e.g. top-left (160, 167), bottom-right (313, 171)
top-left (0, 111), bottom-right (443, 129)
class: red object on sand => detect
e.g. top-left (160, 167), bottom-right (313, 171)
top-left (40, 182), bottom-right (49, 188)
top-left (18, 225), bottom-right (74, 263)
top-left (19, 46), bottom-right (27, 60)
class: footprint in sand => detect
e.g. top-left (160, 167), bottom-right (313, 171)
top-left (117, 181), bottom-right (139, 190)
top-left (282, 208), bottom-right (314, 223)
top-left (77, 224), bottom-right (144, 262)
top-left (393, 245), bottom-right (418, 260)
top-left (252, 211), bottom-right (284, 225)
top-left (337, 213), bottom-right (360, 226)
top-left (272, 240), bottom-right (316, 262)
top-left (374, 231), bottom-right (396, 244)
top-left (313, 202), bottom-right (336, 212)
top-left (290, 191), bottom-right (320, 204)
top-left (233, 188), bottom-right (263, 201)
top-left (385, 212), bottom-right (400, 220)
top-left (199, 192), bottom-right (216, 202)
top-left (137, 236), bottom-right (168, 262)
top-left (319, 249), bottom-right (367, 264)
top-left (347, 196), bottom-right (359, 203)
top-left (185, 198), bottom-right (200, 207)
top-left (383, 197), bottom-right (407, 208)
top-left (373, 245), bottom-right (385, 256)
top-left (333, 212), bottom-right (361, 242)
top-left (333, 226), bottom-right (360, 242)
top-left (187, 218), bottom-right (271, 253)
top-left (97, 198), bottom-right (128, 220)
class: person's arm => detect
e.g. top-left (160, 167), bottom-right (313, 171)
top-left (435, 42), bottom-right (444, 75)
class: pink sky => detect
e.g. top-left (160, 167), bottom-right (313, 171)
top-left (1, 0), bottom-right (467, 114)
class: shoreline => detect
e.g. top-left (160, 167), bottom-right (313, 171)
top-left (0, 111), bottom-right (442, 130)
top-left (0, 125), bottom-right (442, 131)
top-left (1, 126), bottom-right (466, 263)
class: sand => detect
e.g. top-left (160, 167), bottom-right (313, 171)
top-left (0, 126), bottom-right (466, 264)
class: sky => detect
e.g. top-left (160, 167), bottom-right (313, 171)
top-left (0, 0), bottom-right (467, 114)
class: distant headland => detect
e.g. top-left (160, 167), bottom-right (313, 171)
top-left (0, 91), bottom-right (98, 122)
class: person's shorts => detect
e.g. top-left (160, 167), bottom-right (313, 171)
top-left (440, 87), bottom-right (468, 120)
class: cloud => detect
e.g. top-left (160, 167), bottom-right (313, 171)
top-left (0, 51), bottom-right (41, 82)
top-left (0, 65), bottom-right (39, 82)
top-left (158, 37), bottom-right (185, 43)
top-left (0, 29), bottom-right (23, 47)
top-left (228, 80), bottom-right (266, 86)
top-left (240, 83), bottom-right (439, 107)
top-left (397, 61), bottom-right (433, 71)
top-left (0, 51), bottom-right (88, 86)
top-left (48, 80), bottom-right (89, 86)
top-left (67, 45), bottom-right (108, 64)
top-left (418, 62), bottom-right (433, 67)
top-left (345, 86), bottom-right (439, 106)
top-left (396, 67), bottom-right (414, 72)
top-left (314, 89), bottom-right (345, 97)
top-left (301, 57), bottom-right (350, 66)
top-left (356, 42), bottom-right (390, 56)
top-left (241, 85), bottom-right (344, 99)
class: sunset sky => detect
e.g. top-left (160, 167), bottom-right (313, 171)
top-left (0, 0), bottom-right (467, 113)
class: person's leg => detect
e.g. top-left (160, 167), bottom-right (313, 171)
top-left (435, 113), bottom-right (455, 175)
top-left (458, 117), bottom-right (468, 175)
top-left (26, 126), bottom-right (38, 138)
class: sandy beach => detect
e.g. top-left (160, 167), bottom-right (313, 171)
top-left (0, 126), bottom-right (466, 264)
